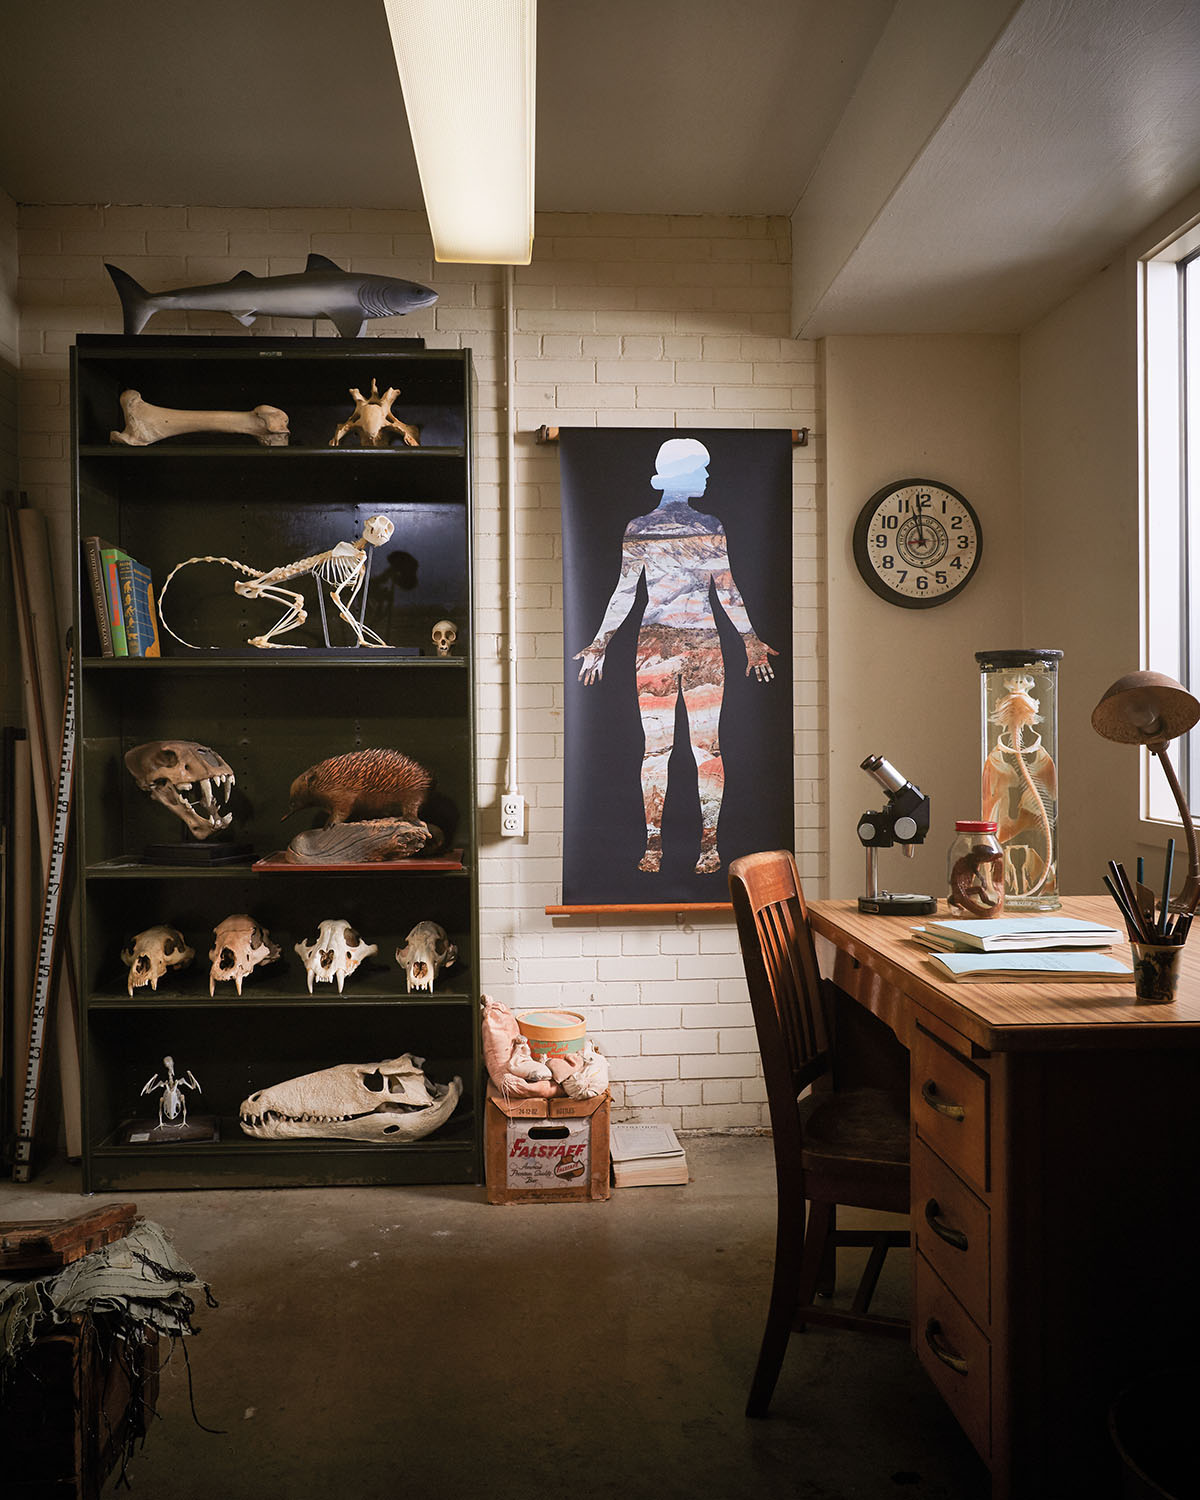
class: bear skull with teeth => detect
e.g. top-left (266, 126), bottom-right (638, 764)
top-left (124, 740), bottom-right (235, 840)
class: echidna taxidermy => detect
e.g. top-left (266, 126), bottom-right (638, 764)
top-left (283, 748), bottom-right (434, 827)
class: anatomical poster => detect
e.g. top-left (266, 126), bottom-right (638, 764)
top-left (560, 427), bottom-right (794, 906)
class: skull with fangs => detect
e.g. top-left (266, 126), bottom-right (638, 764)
top-left (209, 914), bottom-right (281, 996)
top-left (294, 918), bottom-right (377, 993)
top-left (239, 1055), bottom-right (462, 1141)
top-left (395, 920), bottom-right (457, 993)
top-left (121, 925), bottom-right (195, 995)
top-left (124, 740), bottom-right (235, 840)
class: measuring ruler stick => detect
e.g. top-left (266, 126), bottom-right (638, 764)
top-left (13, 661), bottom-right (75, 1184)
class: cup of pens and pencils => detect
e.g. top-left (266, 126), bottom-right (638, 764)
top-left (1104, 839), bottom-right (1192, 1003)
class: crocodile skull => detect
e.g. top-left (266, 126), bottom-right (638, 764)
top-left (294, 918), bottom-right (377, 993)
top-left (209, 914), bottom-right (280, 996)
top-left (238, 1055), bottom-right (463, 1141)
top-left (395, 920), bottom-right (457, 993)
top-left (431, 620), bottom-right (457, 656)
top-left (124, 740), bottom-right (235, 840)
top-left (121, 925), bottom-right (195, 995)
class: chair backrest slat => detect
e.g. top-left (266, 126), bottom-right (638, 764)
top-left (730, 850), bottom-right (831, 1103)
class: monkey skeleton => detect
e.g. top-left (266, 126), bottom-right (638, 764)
top-left (158, 514), bottom-right (395, 650)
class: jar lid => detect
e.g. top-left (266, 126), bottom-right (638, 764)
top-left (954, 820), bottom-right (997, 832)
top-left (974, 648), bottom-right (1063, 667)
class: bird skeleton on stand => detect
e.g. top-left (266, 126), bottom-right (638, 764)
top-left (158, 515), bottom-right (395, 649)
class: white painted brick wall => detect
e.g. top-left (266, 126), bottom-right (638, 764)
top-left (12, 203), bottom-right (827, 1131)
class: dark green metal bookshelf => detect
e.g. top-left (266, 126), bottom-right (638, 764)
top-left (71, 335), bottom-right (479, 1191)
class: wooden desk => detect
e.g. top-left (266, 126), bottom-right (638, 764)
top-left (808, 895), bottom-right (1200, 1500)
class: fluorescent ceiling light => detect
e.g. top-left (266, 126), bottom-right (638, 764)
top-left (383, 0), bottom-right (536, 265)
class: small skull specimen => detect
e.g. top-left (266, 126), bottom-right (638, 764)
top-left (329, 378), bottom-right (420, 448)
top-left (239, 1054), bottom-right (462, 1142)
top-left (395, 920), bottom-right (457, 993)
top-left (124, 740), bottom-right (234, 840)
top-left (431, 620), bottom-right (457, 656)
top-left (209, 914), bottom-right (281, 996)
top-left (284, 748), bottom-right (433, 827)
top-left (294, 918), bottom-right (378, 993)
top-left (121, 926), bottom-right (195, 995)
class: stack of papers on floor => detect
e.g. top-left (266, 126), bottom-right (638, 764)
top-left (912, 916), bottom-right (1124, 953)
top-left (609, 1124), bottom-right (689, 1187)
top-left (925, 950), bottom-right (1132, 983)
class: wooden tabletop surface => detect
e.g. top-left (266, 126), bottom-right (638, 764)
top-left (808, 894), bottom-right (1200, 1052)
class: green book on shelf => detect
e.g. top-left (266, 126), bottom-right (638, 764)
top-left (100, 543), bottom-right (130, 656)
top-left (82, 534), bottom-right (117, 655)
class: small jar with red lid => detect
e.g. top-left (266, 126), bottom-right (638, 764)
top-left (947, 820), bottom-right (1005, 918)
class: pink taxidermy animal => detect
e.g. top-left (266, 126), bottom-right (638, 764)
top-left (981, 674), bottom-right (1057, 896)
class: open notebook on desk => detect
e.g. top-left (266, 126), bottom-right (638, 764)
top-left (926, 950), bottom-right (1133, 982)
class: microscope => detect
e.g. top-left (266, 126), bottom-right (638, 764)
top-left (856, 754), bottom-right (935, 915)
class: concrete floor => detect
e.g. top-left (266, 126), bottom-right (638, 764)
top-left (2, 1134), bottom-right (989, 1500)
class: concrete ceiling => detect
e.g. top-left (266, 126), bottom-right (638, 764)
top-left (1, 0), bottom-right (1197, 335)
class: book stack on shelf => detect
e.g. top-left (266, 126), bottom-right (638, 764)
top-left (610, 1123), bottom-right (689, 1187)
top-left (911, 915), bottom-right (1132, 982)
top-left (83, 534), bottom-right (161, 657)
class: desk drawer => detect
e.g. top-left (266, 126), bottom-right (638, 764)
top-left (913, 1025), bottom-right (989, 1192)
top-left (916, 1254), bottom-right (991, 1463)
top-left (912, 1138), bottom-right (990, 1330)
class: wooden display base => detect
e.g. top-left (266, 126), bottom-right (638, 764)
top-left (141, 840), bottom-right (253, 865)
top-left (119, 1114), bottom-right (219, 1145)
top-left (253, 848), bottom-right (464, 872)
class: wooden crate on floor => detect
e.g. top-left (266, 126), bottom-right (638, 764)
top-left (1, 1312), bottom-right (159, 1500)
top-left (485, 1082), bottom-right (611, 1204)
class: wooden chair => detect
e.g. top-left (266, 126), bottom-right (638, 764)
top-left (729, 849), bottom-right (911, 1418)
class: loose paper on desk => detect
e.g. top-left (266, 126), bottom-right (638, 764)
top-left (915, 916), bottom-right (1123, 953)
top-left (926, 950), bottom-right (1133, 982)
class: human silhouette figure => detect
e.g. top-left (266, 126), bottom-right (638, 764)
top-left (575, 438), bottom-right (777, 874)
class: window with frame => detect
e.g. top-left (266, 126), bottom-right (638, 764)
top-left (1143, 219), bottom-right (1200, 821)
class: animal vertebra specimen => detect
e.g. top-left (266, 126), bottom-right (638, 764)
top-left (105, 254), bottom-right (437, 338)
top-left (284, 748), bottom-right (433, 826)
top-left (239, 1055), bottom-right (461, 1142)
top-left (330, 378), bottom-right (419, 448)
top-left (158, 514), bottom-right (395, 650)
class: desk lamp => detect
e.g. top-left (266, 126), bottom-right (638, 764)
top-left (1091, 670), bottom-right (1200, 915)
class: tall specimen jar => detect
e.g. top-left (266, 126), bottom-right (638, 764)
top-left (975, 649), bottom-right (1063, 911)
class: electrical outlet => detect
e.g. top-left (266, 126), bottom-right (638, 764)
top-left (500, 793), bottom-right (526, 837)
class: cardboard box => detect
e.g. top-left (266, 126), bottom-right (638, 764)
top-left (485, 1082), bottom-right (610, 1204)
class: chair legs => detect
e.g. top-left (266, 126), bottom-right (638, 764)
top-left (746, 1198), bottom-right (908, 1418)
top-left (746, 1192), bottom-right (807, 1418)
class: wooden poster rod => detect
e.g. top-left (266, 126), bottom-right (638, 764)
top-left (535, 425), bottom-right (809, 447)
top-left (546, 903), bottom-right (733, 915)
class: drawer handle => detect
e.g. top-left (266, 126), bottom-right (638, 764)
top-left (924, 1318), bottom-right (969, 1375)
top-left (920, 1079), bottom-right (965, 1121)
top-left (924, 1198), bottom-right (969, 1252)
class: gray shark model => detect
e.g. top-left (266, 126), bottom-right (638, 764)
top-left (105, 254), bottom-right (438, 338)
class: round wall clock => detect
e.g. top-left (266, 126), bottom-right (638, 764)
top-left (852, 478), bottom-right (983, 609)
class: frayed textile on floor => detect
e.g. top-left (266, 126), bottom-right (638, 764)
top-left (0, 1217), bottom-right (211, 1369)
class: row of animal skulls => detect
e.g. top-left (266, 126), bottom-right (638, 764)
top-left (122, 917), bottom-right (457, 997)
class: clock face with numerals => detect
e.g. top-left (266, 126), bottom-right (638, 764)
top-left (852, 478), bottom-right (983, 609)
